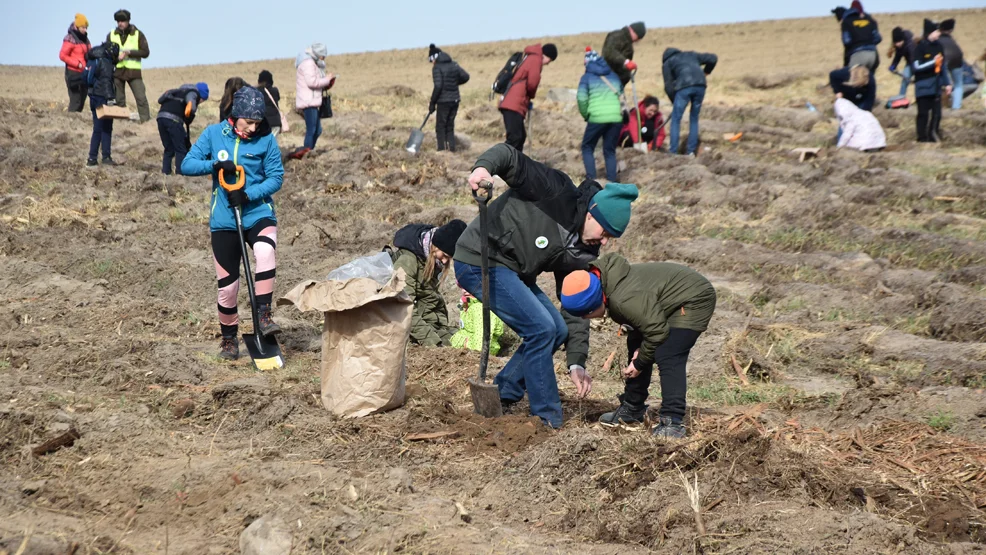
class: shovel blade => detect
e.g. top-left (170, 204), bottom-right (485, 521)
top-left (468, 378), bottom-right (503, 418)
top-left (405, 129), bottom-right (424, 154)
top-left (242, 333), bottom-right (284, 371)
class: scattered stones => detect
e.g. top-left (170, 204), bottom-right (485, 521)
top-left (239, 515), bottom-right (292, 555)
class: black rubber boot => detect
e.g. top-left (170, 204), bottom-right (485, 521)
top-left (599, 395), bottom-right (648, 427)
top-left (651, 416), bottom-right (686, 439)
top-left (257, 304), bottom-right (280, 336)
top-left (219, 336), bottom-right (239, 360)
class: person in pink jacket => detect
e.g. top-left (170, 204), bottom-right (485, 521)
top-left (834, 97), bottom-right (886, 152)
top-left (292, 42), bottom-right (336, 158)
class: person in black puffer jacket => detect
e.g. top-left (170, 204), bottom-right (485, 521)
top-left (156, 82), bottom-right (209, 175)
top-left (258, 70), bottom-right (283, 135)
top-left (86, 41), bottom-right (120, 168)
top-left (428, 44), bottom-right (470, 152)
top-left (913, 19), bottom-right (953, 142)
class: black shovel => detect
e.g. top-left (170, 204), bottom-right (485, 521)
top-left (467, 181), bottom-right (503, 418)
top-left (404, 111), bottom-right (433, 155)
top-left (220, 166), bottom-right (284, 371)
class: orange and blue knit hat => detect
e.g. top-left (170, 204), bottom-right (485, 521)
top-left (561, 270), bottom-right (603, 316)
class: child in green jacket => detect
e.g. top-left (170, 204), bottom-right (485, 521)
top-left (561, 253), bottom-right (716, 438)
top-left (390, 220), bottom-right (467, 347)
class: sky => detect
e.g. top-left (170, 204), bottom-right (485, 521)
top-left (5, 0), bottom-right (981, 68)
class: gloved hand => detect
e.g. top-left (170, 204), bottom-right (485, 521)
top-left (428, 103), bottom-right (436, 114)
top-left (568, 365), bottom-right (593, 398)
top-left (528, 101), bottom-right (534, 112)
top-left (226, 188), bottom-right (249, 208)
top-left (624, 59), bottom-right (638, 71)
top-left (214, 160), bottom-right (237, 183)
top-left (888, 65), bottom-right (897, 73)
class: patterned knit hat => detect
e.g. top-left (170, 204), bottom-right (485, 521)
top-left (561, 271), bottom-right (604, 317)
top-left (231, 86), bottom-right (266, 121)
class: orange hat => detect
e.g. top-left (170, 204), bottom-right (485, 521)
top-left (561, 270), bottom-right (603, 316)
top-left (75, 13), bottom-right (88, 28)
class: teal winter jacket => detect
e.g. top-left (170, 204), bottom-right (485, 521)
top-left (577, 55), bottom-right (624, 124)
top-left (181, 120), bottom-right (284, 232)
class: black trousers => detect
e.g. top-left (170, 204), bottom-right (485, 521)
top-left (157, 119), bottom-right (189, 175)
top-left (916, 96), bottom-right (942, 142)
top-left (436, 102), bottom-right (459, 152)
top-left (501, 108), bottom-right (526, 152)
top-left (624, 328), bottom-right (702, 422)
top-left (65, 68), bottom-right (87, 112)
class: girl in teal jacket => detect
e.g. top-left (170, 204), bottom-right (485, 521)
top-left (578, 49), bottom-right (624, 182)
top-left (181, 86), bottom-right (284, 360)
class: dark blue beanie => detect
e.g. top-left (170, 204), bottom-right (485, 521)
top-left (232, 86), bottom-right (266, 121)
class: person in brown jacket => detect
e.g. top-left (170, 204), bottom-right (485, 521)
top-left (498, 43), bottom-right (556, 152)
top-left (107, 9), bottom-right (151, 123)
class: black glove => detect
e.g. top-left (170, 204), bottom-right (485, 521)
top-left (428, 103), bottom-right (437, 114)
top-left (214, 160), bottom-right (237, 183)
top-left (226, 188), bottom-right (248, 208)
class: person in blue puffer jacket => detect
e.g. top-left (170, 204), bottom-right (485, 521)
top-left (181, 86), bottom-right (284, 360)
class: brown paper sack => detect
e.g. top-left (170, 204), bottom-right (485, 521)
top-left (279, 270), bottom-right (412, 418)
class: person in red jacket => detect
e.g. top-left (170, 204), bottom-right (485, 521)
top-left (59, 13), bottom-right (91, 112)
top-left (498, 43), bottom-right (557, 152)
top-left (619, 96), bottom-right (665, 151)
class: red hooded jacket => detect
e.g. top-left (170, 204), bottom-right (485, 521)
top-left (498, 44), bottom-right (543, 117)
top-left (59, 24), bottom-right (91, 73)
top-left (620, 101), bottom-right (666, 151)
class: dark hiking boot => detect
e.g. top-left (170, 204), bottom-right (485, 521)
top-left (219, 336), bottom-right (239, 360)
top-left (651, 417), bottom-right (687, 439)
top-left (500, 398), bottom-right (518, 415)
top-left (257, 304), bottom-right (280, 336)
top-left (102, 157), bottom-right (121, 167)
top-left (599, 398), bottom-right (647, 427)
top-left (85, 159), bottom-right (98, 169)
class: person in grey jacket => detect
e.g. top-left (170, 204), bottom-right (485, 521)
top-left (938, 19), bottom-right (965, 110)
top-left (662, 48), bottom-right (717, 155)
top-left (428, 44), bottom-right (470, 152)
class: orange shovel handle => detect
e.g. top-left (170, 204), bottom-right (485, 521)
top-left (219, 165), bottom-right (245, 192)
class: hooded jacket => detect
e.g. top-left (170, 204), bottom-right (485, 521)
top-left (180, 119), bottom-right (284, 232)
top-left (621, 101), bottom-right (665, 151)
top-left (499, 44), bottom-right (543, 117)
top-left (453, 143), bottom-right (603, 367)
top-left (840, 8), bottom-right (882, 60)
top-left (295, 53), bottom-right (333, 110)
top-left (834, 98), bottom-right (886, 151)
top-left (390, 224), bottom-right (455, 346)
top-left (157, 84), bottom-right (203, 125)
top-left (828, 67), bottom-right (876, 111)
top-left (87, 42), bottom-right (119, 103)
top-left (590, 253), bottom-right (716, 371)
top-left (602, 27), bottom-right (636, 85)
top-left (938, 34), bottom-right (964, 71)
top-left (662, 48), bottom-right (718, 102)
top-left (59, 24), bottom-right (91, 73)
top-left (912, 38), bottom-right (953, 98)
top-left (889, 29), bottom-right (916, 71)
top-left (577, 55), bottom-right (624, 124)
top-left (430, 52), bottom-right (470, 107)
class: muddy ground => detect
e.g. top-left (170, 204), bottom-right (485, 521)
top-left (2, 86), bottom-right (986, 555)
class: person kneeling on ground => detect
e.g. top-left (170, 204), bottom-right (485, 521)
top-left (829, 65), bottom-right (876, 110)
top-left (561, 253), bottom-right (716, 439)
top-left (181, 87), bottom-right (284, 360)
top-left (835, 98), bottom-right (886, 152)
top-left (85, 41), bottom-right (121, 168)
top-left (156, 82), bottom-right (209, 175)
top-left (450, 289), bottom-right (505, 355)
top-left (389, 220), bottom-right (468, 346)
top-left (453, 143), bottom-right (639, 428)
top-left (619, 95), bottom-right (665, 151)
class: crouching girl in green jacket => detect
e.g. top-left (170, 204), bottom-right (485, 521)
top-left (561, 253), bottom-right (716, 438)
top-left (390, 220), bottom-right (467, 346)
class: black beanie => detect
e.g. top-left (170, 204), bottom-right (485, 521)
top-left (891, 27), bottom-right (905, 43)
top-left (831, 7), bottom-right (846, 21)
top-left (924, 18), bottom-right (939, 37)
top-left (258, 70), bottom-right (273, 86)
top-left (629, 22), bottom-right (646, 39)
top-left (114, 9), bottom-right (131, 22)
top-left (940, 19), bottom-right (955, 32)
top-left (432, 220), bottom-right (467, 256)
top-left (428, 43), bottom-right (441, 61)
top-left (542, 43), bottom-right (558, 61)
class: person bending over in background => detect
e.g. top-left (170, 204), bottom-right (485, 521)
top-left (560, 253), bottom-right (716, 439)
top-left (156, 82), bottom-right (209, 175)
top-left (663, 47), bottom-right (717, 155)
top-left (829, 65), bottom-right (876, 110)
top-left (181, 87), bottom-right (284, 360)
top-left (619, 95), bottom-right (665, 151)
top-left (428, 44), bottom-right (470, 152)
top-left (59, 13), bottom-right (91, 112)
top-left (888, 27), bottom-right (917, 98)
top-left (832, 2), bottom-right (881, 71)
top-left (389, 220), bottom-right (468, 346)
top-left (602, 22), bottom-right (646, 87)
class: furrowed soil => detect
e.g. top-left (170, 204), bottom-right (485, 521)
top-left (2, 8), bottom-right (986, 554)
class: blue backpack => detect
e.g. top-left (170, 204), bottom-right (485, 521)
top-left (83, 58), bottom-right (100, 87)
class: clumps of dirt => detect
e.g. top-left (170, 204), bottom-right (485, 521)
top-left (741, 72), bottom-right (802, 90)
top-left (212, 376), bottom-right (298, 431)
top-left (367, 85), bottom-right (418, 98)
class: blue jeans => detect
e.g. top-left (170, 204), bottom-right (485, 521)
top-left (898, 65), bottom-right (912, 98)
top-left (88, 99), bottom-right (113, 161)
top-left (455, 261), bottom-right (568, 428)
top-left (303, 107), bottom-right (322, 149)
top-left (581, 122), bottom-right (621, 182)
top-left (951, 68), bottom-right (964, 110)
top-left (670, 86), bottom-right (705, 155)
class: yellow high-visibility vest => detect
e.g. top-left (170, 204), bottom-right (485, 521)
top-left (109, 29), bottom-right (141, 70)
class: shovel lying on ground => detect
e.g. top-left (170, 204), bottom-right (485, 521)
top-left (467, 180), bottom-right (502, 418)
top-left (404, 111), bottom-right (433, 155)
top-left (219, 166), bottom-right (284, 371)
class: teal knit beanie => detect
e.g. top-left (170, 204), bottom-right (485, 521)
top-left (588, 183), bottom-right (639, 237)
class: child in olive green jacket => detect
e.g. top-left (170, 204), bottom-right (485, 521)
top-left (561, 253), bottom-right (716, 438)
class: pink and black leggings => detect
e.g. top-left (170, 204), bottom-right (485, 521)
top-left (211, 218), bottom-right (277, 338)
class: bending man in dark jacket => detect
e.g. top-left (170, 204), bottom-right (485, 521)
top-left (561, 254), bottom-right (715, 438)
top-left (829, 65), bottom-right (876, 111)
top-left (453, 144), bottom-right (639, 428)
top-left (938, 19), bottom-right (964, 110)
top-left (429, 44), bottom-right (470, 152)
top-left (602, 22), bottom-right (646, 86)
top-left (889, 27), bottom-right (917, 97)
top-left (156, 82), bottom-right (209, 175)
top-left (832, 3), bottom-right (881, 71)
top-left (662, 48), bottom-right (717, 155)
